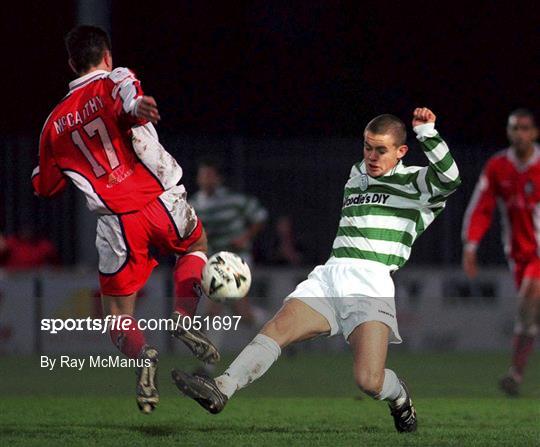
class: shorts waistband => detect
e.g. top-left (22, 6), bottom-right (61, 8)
top-left (325, 256), bottom-right (393, 273)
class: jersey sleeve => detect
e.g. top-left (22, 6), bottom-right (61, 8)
top-left (108, 67), bottom-right (147, 127)
top-left (414, 123), bottom-right (461, 206)
top-left (31, 129), bottom-right (67, 197)
top-left (461, 158), bottom-right (497, 249)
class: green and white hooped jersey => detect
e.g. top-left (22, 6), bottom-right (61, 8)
top-left (331, 123), bottom-right (461, 270)
top-left (190, 186), bottom-right (268, 258)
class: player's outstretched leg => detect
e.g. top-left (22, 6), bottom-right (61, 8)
top-left (136, 345), bottom-right (160, 414)
top-left (171, 369), bottom-right (228, 414)
top-left (172, 300), bottom-right (329, 413)
top-left (171, 332), bottom-right (281, 413)
top-left (172, 251), bottom-right (220, 364)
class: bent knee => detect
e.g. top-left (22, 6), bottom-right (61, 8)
top-left (355, 369), bottom-right (385, 397)
top-left (260, 304), bottom-right (304, 347)
top-left (261, 317), bottom-right (291, 347)
top-left (261, 300), bottom-right (330, 347)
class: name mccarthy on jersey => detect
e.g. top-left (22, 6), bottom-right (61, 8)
top-left (32, 67), bottom-right (184, 215)
top-left (52, 95), bottom-right (105, 134)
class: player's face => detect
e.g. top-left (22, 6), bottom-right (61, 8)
top-left (363, 131), bottom-right (408, 177)
top-left (197, 166), bottom-right (222, 193)
top-left (507, 115), bottom-right (538, 153)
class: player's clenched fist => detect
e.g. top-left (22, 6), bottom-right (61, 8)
top-left (136, 96), bottom-right (161, 124)
top-left (412, 107), bottom-right (436, 127)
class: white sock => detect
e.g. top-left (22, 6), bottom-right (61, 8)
top-left (376, 369), bottom-right (405, 404)
top-left (215, 333), bottom-right (281, 398)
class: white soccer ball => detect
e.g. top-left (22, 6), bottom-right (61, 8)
top-left (201, 251), bottom-right (251, 302)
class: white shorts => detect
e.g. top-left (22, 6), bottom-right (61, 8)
top-left (285, 257), bottom-right (401, 343)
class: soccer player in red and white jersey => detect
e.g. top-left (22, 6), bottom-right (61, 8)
top-left (462, 109), bottom-right (539, 396)
top-left (32, 25), bottom-right (220, 413)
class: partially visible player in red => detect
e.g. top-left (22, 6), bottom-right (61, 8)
top-left (0, 226), bottom-right (59, 270)
top-left (32, 25), bottom-right (219, 413)
top-left (462, 109), bottom-right (539, 396)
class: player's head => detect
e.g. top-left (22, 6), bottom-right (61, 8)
top-left (197, 159), bottom-right (223, 193)
top-left (363, 114), bottom-right (408, 177)
top-left (65, 25), bottom-right (112, 75)
top-left (507, 109), bottom-right (538, 154)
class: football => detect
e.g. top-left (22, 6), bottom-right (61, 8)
top-left (201, 251), bottom-right (252, 302)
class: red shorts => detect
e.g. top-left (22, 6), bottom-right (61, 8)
top-left (513, 257), bottom-right (540, 290)
top-left (97, 186), bottom-right (202, 296)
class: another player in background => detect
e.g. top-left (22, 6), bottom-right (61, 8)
top-left (32, 25), bottom-right (219, 413)
top-left (191, 160), bottom-right (267, 264)
top-left (190, 160), bottom-right (268, 370)
top-left (173, 108), bottom-right (461, 433)
top-left (0, 226), bottom-right (59, 270)
top-left (267, 215), bottom-right (306, 266)
top-left (462, 109), bottom-right (539, 396)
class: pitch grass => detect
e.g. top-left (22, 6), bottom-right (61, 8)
top-left (1, 352), bottom-right (539, 446)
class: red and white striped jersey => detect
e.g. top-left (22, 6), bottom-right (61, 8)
top-left (32, 68), bottom-right (182, 214)
top-left (462, 145), bottom-right (540, 263)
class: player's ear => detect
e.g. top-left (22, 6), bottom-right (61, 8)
top-left (396, 145), bottom-right (408, 160)
top-left (68, 58), bottom-right (77, 75)
top-left (103, 50), bottom-right (113, 70)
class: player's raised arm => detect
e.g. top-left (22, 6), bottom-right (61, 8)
top-left (413, 107), bottom-right (461, 200)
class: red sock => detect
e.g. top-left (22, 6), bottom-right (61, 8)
top-left (511, 334), bottom-right (535, 379)
top-left (174, 251), bottom-right (207, 317)
top-left (109, 315), bottom-right (146, 359)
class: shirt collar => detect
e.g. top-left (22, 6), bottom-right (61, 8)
top-left (68, 70), bottom-right (110, 92)
top-left (359, 159), bottom-right (403, 178)
top-left (507, 144), bottom-right (540, 172)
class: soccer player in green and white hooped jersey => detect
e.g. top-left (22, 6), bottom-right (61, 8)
top-left (190, 160), bottom-right (268, 264)
top-left (172, 107), bottom-right (460, 433)
top-left (333, 116), bottom-right (460, 269)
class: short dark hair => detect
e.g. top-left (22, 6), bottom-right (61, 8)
top-left (508, 108), bottom-right (537, 127)
top-left (365, 114), bottom-right (407, 146)
top-left (65, 25), bottom-right (111, 74)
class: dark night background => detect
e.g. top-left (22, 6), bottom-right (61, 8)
top-left (4, 1), bottom-right (539, 140)
top-left (1, 1), bottom-right (539, 265)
